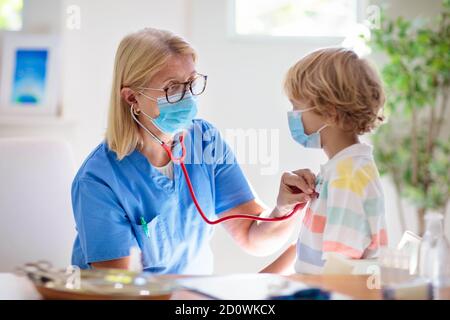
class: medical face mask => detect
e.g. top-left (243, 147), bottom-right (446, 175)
top-left (139, 92), bottom-right (198, 134)
top-left (287, 108), bottom-right (328, 149)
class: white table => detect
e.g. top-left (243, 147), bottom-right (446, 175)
top-left (0, 273), bottom-right (41, 300)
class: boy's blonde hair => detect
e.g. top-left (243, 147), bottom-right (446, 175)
top-left (284, 47), bottom-right (385, 134)
top-left (106, 28), bottom-right (197, 160)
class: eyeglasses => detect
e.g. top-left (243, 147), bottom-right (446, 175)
top-left (138, 73), bottom-right (208, 104)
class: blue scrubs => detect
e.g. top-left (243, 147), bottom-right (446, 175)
top-left (71, 119), bottom-right (254, 274)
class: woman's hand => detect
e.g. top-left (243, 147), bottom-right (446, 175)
top-left (219, 168), bottom-right (317, 256)
top-left (275, 169), bottom-right (317, 215)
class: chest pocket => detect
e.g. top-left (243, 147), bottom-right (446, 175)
top-left (133, 214), bottom-right (174, 273)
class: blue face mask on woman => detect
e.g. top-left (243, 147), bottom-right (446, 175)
top-left (138, 92), bottom-right (198, 134)
top-left (287, 107), bottom-right (328, 149)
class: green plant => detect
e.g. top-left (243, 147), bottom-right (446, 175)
top-left (368, 0), bottom-right (450, 234)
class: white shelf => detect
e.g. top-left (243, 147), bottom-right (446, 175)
top-left (0, 116), bottom-right (76, 127)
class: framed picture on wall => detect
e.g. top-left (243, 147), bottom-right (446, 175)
top-left (0, 33), bottom-right (60, 117)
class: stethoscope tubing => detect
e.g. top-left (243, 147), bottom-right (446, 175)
top-left (131, 106), bottom-right (308, 224)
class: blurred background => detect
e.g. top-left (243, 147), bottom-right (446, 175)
top-left (0, 0), bottom-right (448, 273)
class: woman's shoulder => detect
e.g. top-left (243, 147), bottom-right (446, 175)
top-left (73, 141), bottom-right (118, 184)
top-left (187, 118), bottom-right (226, 153)
top-left (189, 118), bottom-right (223, 142)
top-left (192, 118), bottom-right (218, 132)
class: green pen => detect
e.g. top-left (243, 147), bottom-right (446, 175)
top-left (140, 216), bottom-right (149, 238)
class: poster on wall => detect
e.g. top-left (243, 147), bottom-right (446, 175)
top-left (0, 33), bottom-right (60, 117)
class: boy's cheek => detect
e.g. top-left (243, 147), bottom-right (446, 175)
top-left (303, 113), bottom-right (325, 134)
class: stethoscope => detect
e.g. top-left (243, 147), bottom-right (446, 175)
top-left (130, 106), bottom-right (310, 225)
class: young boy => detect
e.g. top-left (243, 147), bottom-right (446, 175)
top-left (263, 48), bottom-right (388, 274)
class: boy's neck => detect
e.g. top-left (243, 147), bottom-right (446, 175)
top-left (321, 128), bottom-right (359, 159)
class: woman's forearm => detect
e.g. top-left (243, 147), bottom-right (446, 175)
top-left (246, 207), bottom-right (299, 256)
top-left (244, 169), bottom-right (315, 255)
top-left (259, 244), bottom-right (297, 274)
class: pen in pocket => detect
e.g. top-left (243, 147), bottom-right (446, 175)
top-left (140, 216), bottom-right (150, 238)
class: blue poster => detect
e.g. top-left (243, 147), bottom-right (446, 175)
top-left (11, 49), bottom-right (48, 105)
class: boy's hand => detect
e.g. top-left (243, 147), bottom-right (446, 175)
top-left (275, 169), bottom-right (317, 215)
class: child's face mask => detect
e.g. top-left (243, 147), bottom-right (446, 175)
top-left (287, 107), bottom-right (328, 149)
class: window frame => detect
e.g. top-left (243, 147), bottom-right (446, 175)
top-left (226, 0), bottom-right (369, 44)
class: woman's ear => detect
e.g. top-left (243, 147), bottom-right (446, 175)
top-left (120, 87), bottom-right (137, 106)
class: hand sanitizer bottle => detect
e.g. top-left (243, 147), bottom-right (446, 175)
top-left (128, 246), bottom-right (143, 273)
top-left (419, 213), bottom-right (450, 299)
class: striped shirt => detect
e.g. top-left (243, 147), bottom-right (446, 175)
top-left (295, 143), bottom-right (388, 274)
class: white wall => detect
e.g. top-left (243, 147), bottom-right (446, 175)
top-left (1, 0), bottom-right (447, 273)
top-left (188, 0), bottom-right (448, 273)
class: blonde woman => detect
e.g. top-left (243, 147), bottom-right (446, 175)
top-left (71, 28), bottom-right (315, 274)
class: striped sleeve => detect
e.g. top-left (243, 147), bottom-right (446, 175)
top-left (363, 183), bottom-right (388, 252)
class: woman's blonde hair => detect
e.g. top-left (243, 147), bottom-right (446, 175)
top-left (284, 47), bottom-right (385, 134)
top-left (106, 28), bottom-right (197, 160)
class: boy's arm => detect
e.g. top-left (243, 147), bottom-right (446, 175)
top-left (259, 244), bottom-right (297, 274)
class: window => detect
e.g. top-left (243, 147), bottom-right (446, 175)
top-left (233, 0), bottom-right (360, 38)
top-left (0, 0), bottom-right (23, 31)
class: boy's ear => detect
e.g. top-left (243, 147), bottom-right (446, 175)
top-left (325, 105), bottom-right (340, 126)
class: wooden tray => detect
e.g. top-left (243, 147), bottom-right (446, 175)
top-left (34, 284), bottom-right (172, 300)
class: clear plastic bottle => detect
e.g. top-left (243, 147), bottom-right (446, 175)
top-left (418, 213), bottom-right (450, 298)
